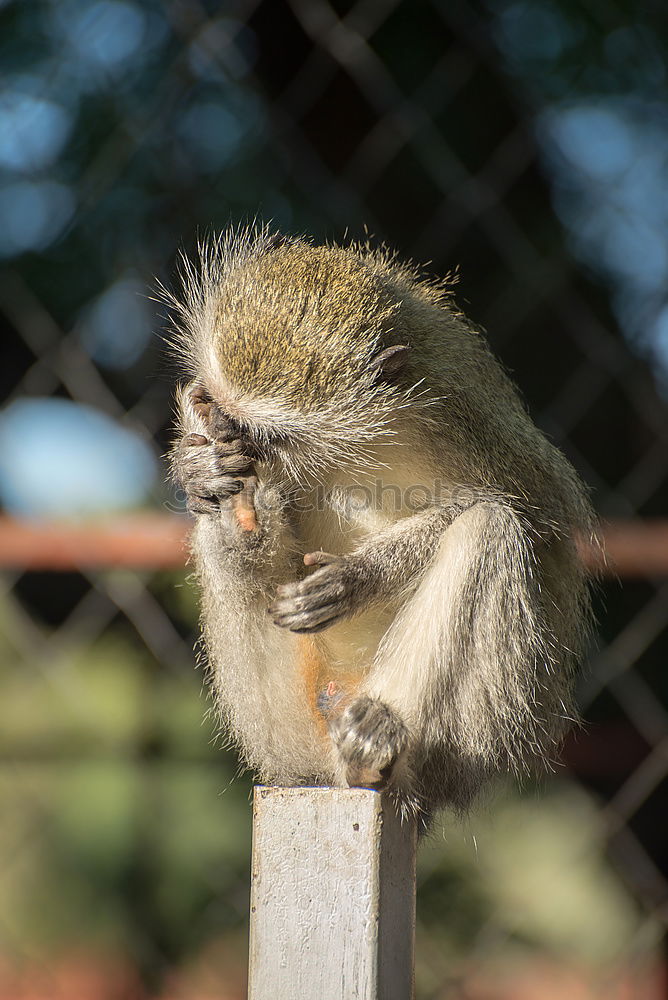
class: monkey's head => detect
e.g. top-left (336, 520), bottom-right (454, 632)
top-left (170, 231), bottom-right (426, 479)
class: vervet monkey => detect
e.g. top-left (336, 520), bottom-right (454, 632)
top-left (168, 228), bottom-right (594, 824)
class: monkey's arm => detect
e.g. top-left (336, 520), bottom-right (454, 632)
top-left (269, 504), bottom-right (458, 633)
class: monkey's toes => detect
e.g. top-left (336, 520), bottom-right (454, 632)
top-left (330, 696), bottom-right (408, 790)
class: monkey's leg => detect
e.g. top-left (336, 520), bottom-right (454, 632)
top-left (269, 507), bottom-right (454, 632)
top-left (361, 501), bottom-right (578, 811)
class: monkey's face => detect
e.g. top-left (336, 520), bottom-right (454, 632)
top-left (190, 332), bottom-right (414, 486)
top-left (172, 234), bottom-right (424, 480)
top-left (189, 378), bottom-right (386, 485)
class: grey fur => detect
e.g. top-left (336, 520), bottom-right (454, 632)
top-left (166, 227), bottom-right (595, 825)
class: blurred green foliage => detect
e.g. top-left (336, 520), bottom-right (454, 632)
top-left (0, 587), bottom-right (253, 970)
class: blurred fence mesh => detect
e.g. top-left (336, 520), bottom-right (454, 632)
top-left (1, 0), bottom-right (668, 997)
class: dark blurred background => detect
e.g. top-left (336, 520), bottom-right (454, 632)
top-left (1, 1), bottom-right (668, 997)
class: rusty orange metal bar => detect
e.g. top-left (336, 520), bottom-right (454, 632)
top-left (0, 514), bottom-right (190, 571)
top-left (584, 519), bottom-right (668, 578)
top-left (0, 514), bottom-right (666, 577)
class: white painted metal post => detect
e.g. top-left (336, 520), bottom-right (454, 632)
top-left (248, 786), bottom-right (417, 1000)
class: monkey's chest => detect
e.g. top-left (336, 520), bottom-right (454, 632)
top-left (294, 484), bottom-right (403, 700)
top-left (296, 472), bottom-right (415, 556)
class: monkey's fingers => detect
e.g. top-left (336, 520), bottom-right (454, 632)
top-left (274, 581), bottom-right (348, 615)
top-left (269, 602), bottom-right (347, 634)
top-left (175, 430), bottom-right (256, 513)
top-left (188, 384), bottom-right (213, 426)
top-left (211, 440), bottom-right (254, 470)
top-left (187, 385), bottom-right (231, 438)
top-left (178, 437), bottom-right (254, 479)
top-left (270, 558), bottom-right (356, 631)
top-left (186, 385), bottom-right (251, 445)
top-left (269, 595), bottom-right (349, 631)
top-left (184, 432), bottom-right (209, 447)
top-left (181, 467), bottom-right (246, 501)
top-left (185, 480), bottom-right (245, 516)
top-left (270, 583), bottom-right (341, 613)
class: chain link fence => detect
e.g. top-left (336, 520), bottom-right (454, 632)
top-left (1, 0), bottom-right (667, 996)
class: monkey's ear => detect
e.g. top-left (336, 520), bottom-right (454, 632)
top-left (369, 344), bottom-right (410, 377)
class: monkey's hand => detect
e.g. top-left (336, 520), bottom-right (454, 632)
top-left (330, 696), bottom-right (408, 789)
top-left (268, 551), bottom-right (360, 633)
top-left (173, 432), bottom-right (254, 516)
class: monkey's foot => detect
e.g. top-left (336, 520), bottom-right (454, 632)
top-left (330, 695), bottom-right (408, 790)
top-left (269, 551), bottom-right (357, 633)
top-left (173, 432), bottom-right (254, 515)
